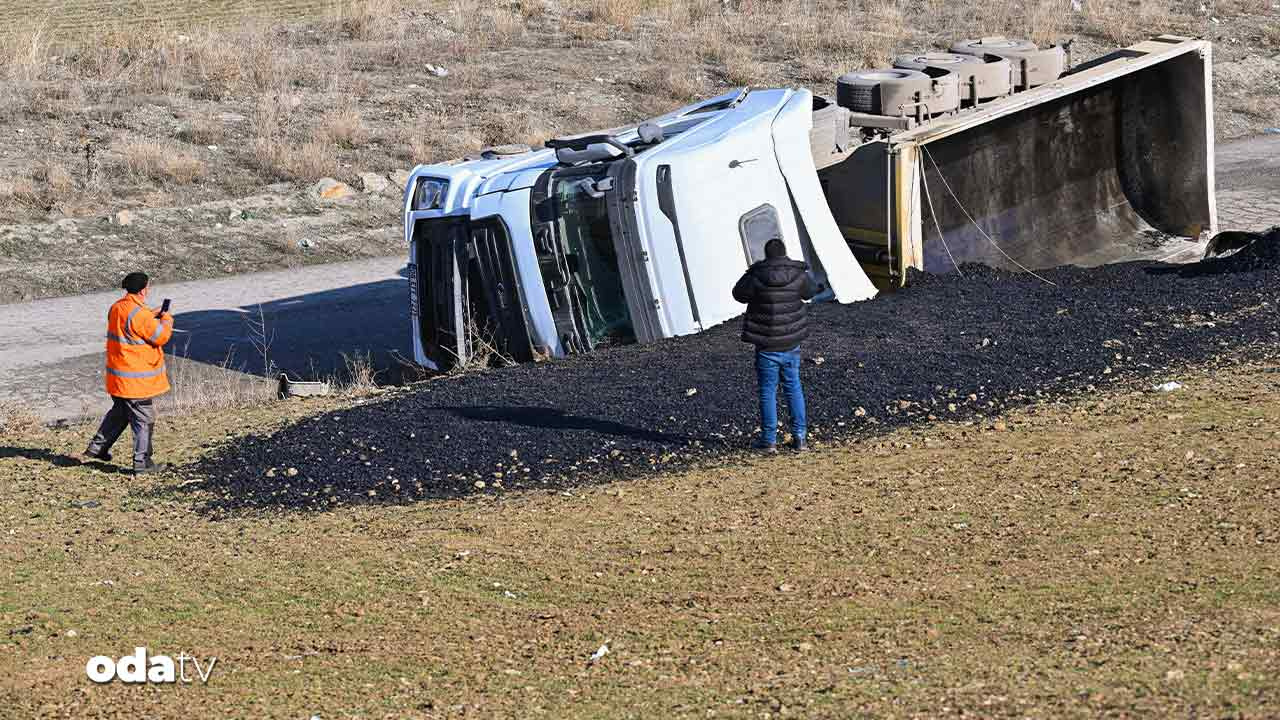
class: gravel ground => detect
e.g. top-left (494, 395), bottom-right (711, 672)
top-left (183, 232), bottom-right (1280, 515)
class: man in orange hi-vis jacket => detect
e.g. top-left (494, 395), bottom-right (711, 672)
top-left (83, 272), bottom-right (174, 475)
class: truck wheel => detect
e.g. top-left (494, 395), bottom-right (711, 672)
top-left (836, 68), bottom-right (930, 115)
top-left (892, 52), bottom-right (982, 72)
top-left (895, 52), bottom-right (1012, 102)
top-left (949, 36), bottom-right (1038, 55)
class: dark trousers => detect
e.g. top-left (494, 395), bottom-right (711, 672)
top-left (755, 347), bottom-right (807, 445)
top-left (87, 397), bottom-right (156, 468)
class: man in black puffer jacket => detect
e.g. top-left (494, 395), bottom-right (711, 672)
top-left (732, 238), bottom-right (820, 452)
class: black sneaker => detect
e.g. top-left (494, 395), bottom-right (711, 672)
top-left (790, 437), bottom-right (809, 452)
top-left (751, 439), bottom-right (778, 454)
top-left (132, 462), bottom-right (168, 476)
top-left (80, 449), bottom-right (112, 463)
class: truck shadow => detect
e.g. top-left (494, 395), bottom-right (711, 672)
top-left (166, 274), bottom-right (411, 382)
top-left (448, 406), bottom-right (698, 444)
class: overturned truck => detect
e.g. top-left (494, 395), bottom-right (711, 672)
top-left (403, 35), bottom-right (1215, 370)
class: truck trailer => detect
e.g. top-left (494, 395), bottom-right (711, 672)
top-left (402, 34), bottom-right (1215, 370)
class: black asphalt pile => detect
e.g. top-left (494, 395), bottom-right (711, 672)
top-left (179, 253), bottom-right (1280, 516)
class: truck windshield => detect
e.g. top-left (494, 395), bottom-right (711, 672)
top-left (550, 170), bottom-right (633, 346)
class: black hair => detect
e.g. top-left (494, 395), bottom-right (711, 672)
top-left (121, 272), bottom-right (149, 294)
top-left (764, 238), bottom-right (786, 259)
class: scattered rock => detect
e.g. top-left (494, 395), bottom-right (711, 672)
top-left (588, 643), bottom-right (609, 663)
top-left (311, 178), bottom-right (354, 201)
top-left (356, 172), bottom-right (390, 194)
top-left (1154, 381), bottom-right (1184, 393)
top-left (111, 210), bottom-right (134, 227)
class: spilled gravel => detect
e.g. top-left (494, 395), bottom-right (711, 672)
top-left (180, 234), bottom-right (1280, 515)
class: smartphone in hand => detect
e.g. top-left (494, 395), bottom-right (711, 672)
top-left (158, 298), bottom-right (171, 317)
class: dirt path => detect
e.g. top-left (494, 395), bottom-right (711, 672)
top-left (0, 255), bottom-right (408, 422)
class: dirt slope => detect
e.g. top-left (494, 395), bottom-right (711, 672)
top-left (1, 0), bottom-right (1277, 302)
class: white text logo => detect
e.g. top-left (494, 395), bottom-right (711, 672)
top-left (85, 647), bottom-right (217, 684)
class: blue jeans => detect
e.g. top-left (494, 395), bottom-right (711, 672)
top-left (755, 347), bottom-right (806, 445)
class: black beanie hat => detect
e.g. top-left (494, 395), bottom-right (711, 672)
top-left (121, 272), bottom-right (149, 294)
top-left (764, 238), bottom-right (786, 258)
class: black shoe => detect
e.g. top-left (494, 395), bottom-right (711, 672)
top-left (751, 439), bottom-right (778, 454)
top-left (132, 461), bottom-right (168, 475)
top-left (81, 449), bottom-right (112, 463)
top-left (790, 437), bottom-right (809, 452)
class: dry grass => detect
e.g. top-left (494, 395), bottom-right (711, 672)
top-left (0, 399), bottom-right (42, 433)
top-left (0, 19), bottom-right (51, 83)
top-left (1262, 23), bottom-right (1280, 47)
top-left (330, 0), bottom-right (404, 41)
top-left (177, 112), bottom-right (227, 146)
top-left (114, 140), bottom-right (207, 185)
top-left (338, 351), bottom-right (381, 393)
top-left (250, 136), bottom-right (340, 182)
top-left (633, 64), bottom-right (707, 103)
top-left (159, 358), bottom-right (278, 415)
top-left (7, 161), bottom-right (77, 214)
top-left (1081, 0), bottom-right (1186, 45)
top-left (315, 104), bottom-right (367, 149)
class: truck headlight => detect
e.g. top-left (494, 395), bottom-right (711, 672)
top-left (413, 178), bottom-right (448, 210)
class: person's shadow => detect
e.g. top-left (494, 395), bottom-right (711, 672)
top-left (0, 446), bottom-right (122, 472)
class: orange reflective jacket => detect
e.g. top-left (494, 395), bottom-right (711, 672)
top-left (104, 293), bottom-right (172, 399)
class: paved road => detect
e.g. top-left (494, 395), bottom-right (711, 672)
top-left (1215, 133), bottom-right (1280, 232)
top-left (0, 257), bottom-right (410, 421)
top-left (2, 136), bottom-right (1276, 423)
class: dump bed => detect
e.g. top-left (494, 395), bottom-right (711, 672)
top-left (820, 35), bottom-right (1216, 284)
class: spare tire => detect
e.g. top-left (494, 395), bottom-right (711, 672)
top-left (837, 68), bottom-right (959, 116)
top-left (895, 52), bottom-right (1012, 102)
top-left (950, 36), bottom-right (1038, 55)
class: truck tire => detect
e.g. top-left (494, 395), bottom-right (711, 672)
top-left (837, 68), bottom-right (957, 116)
top-left (949, 38), bottom-right (1065, 90)
top-left (998, 45), bottom-right (1067, 89)
top-left (894, 52), bottom-right (1012, 102)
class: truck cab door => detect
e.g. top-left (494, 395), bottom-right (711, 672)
top-left (636, 90), bottom-right (806, 335)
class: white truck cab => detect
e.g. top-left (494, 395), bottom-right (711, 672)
top-left (404, 87), bottom-right (877, 369)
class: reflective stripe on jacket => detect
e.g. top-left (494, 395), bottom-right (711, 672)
top-left (105, 293), bottom-right (172, 398)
